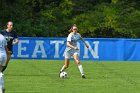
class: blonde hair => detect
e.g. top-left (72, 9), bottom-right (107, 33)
top-left (69, 24), bottom-right (77, 32)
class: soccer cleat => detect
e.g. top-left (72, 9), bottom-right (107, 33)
top-left (3, 88), bottom-right (5, 93)
top-left (82, 75), bottom-right (86, 78)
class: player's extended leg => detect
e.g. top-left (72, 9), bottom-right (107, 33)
top-left (0, 73), bottom-right (5, 93)
top-left (0, 63), bottom-right (5, 93)
top-left (0, 72), bottom-right (3, 93)
top-left (1, 53), bottom-right (11, 73)
top-left (60, 58), bottom-right (70, 73)
top-left (60, 50), bottom-right (71, 74)
top-left (73, 54), bottom-right (86, 78)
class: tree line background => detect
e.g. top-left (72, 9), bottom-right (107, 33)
top-left (0, 0), bottom-right (140, 38)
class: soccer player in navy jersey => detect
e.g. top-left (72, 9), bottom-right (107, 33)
top-left (0, 21), bottom-right (19, 73)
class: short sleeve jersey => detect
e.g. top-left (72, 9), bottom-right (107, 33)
top-left (0, 29), bottom-right (18, 51)
top-left (65, 32), bottom-right (81, 51)
top-left (0, 34), bottom-right (7, 53)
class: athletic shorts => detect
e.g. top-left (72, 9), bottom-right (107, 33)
top-left (0, 54), bottom-right (7, 66)
top-left (64, 49), bottom-right (79, 59)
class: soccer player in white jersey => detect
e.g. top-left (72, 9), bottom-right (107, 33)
top-left (0, 34), bottom-right (8, 93)
top-left (59, 24), bottom-right (89, 78)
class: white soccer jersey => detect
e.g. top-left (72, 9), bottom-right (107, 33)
top-left (0, 34), bottom-right (7, 54)
top-left (65, 32), bottom-right (81, 51)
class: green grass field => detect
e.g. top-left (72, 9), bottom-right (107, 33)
top-left (3, 60), bottom-right (140, 93)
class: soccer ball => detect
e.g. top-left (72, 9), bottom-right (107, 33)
top-left (60, 72), bottom-right (68, 79)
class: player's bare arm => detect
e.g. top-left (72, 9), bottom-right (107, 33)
top-left (5, 46), bottom-right (9, 55)
top-left (67, 41), bottom-right (78, 50)
top-left (80, 37), bottom-right (89, 48)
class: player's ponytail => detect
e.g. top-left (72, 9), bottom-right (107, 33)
top-left (68, 27), bottom-right (73, 32)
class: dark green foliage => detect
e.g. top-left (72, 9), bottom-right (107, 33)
top-left (0, 0), bottom-right (139, 38)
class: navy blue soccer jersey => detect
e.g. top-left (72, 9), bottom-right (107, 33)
top-left (0, 29), bottom-right (18, 53)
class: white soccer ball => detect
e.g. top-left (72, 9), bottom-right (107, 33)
top-left (60, 72), bottom-right (68, 79)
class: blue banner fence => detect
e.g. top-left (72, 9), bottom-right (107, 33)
top-left (12, 37), bottom-right (140, 61)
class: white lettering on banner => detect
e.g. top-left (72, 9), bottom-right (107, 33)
top-left (32, 41), bottom-right (47, 58)
top-left (83, 41), bottom-right (99, 58)
top-left (17, 40), bottom-right (29, 58)
top-left (77, 42), bottom-right (80, 54)
top-left (15, 39), bottom-right (99, 59)
top-left (11, 54), bottom-right (14, 57)
top-left (50, 41), bottom-right (64, 58)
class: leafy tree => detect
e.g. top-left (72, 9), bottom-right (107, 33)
top-left (0, 0), bottom-right (139, 38)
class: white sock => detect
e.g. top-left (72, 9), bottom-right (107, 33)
top-left (60, 65), bottom-right (65, 72)
top-left (78, 65), bottom-right (84, 76)
top-left (0, 72), bottom-right (4, 93)
top-left (1, 77), bottom-right (4, 90)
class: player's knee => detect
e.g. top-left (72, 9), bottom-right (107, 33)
top-left (75, 60), bottom-right (80, 65)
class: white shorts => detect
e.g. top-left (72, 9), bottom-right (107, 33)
top-left (0, 54), bottom-right (7, 66)
top-left (64, 49), bottom-right (79, 59)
